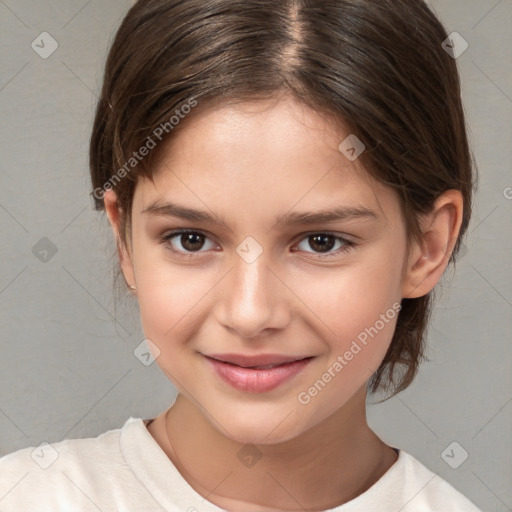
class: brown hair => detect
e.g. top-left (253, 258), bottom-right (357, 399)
top-left (89, 0), bottom-right (475, 398)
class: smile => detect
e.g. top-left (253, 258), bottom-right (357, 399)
top-left (203, 354), bottom-right (315, 393)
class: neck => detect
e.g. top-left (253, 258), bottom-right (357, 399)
top-left (150, 387), bottom-right (397, 512)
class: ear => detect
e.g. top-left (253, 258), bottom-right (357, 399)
top-left (401, 190), bottom-right (464, 299)
top-left (103, 189), bottom-right (137, 293)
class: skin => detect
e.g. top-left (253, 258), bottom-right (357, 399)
top-left (104, 93), bottom-right (463, 511)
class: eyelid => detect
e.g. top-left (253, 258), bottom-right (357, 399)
top-left (160, 228), bottom-right (356, 258)
top-left (292, 231), bottom-right (356, 258)
top-left (160, 229), bottom-right (220, 254)
top-left (293, 230), bottom-right (356, 243)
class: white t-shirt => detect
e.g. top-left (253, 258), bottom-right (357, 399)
top-left (0, 416), bottom-right (482, 511)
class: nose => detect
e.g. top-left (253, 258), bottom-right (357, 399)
top-left (215, 252), bottom-right (291, 339)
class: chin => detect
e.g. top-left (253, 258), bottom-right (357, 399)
top-left (229, 428), bottom-right (299, 446)
top-left (214, 411), bottom-right (305, 446)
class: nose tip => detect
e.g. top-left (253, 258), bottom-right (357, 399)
top-left (216, 253), bottom-right (290, 339)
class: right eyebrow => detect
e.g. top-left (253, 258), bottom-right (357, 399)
top-left (141, 201), bottom-right (228, 224)
top-left (142, 200), bottom-right (379, 226)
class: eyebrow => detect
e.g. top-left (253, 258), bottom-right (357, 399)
top-left (141, 201), bottom-right (378, 226)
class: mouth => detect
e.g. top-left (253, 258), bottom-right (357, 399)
top-left (206, 353), bottom-right (313, 368)
top-left (203, 353), bottom-right (315, 393)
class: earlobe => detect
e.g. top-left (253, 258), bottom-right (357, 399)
top-left (103, 189), bottom-right (137, 292)
top-left (401, 190), bottom-right (463, 299)
top-left (103, 189), bottom-right (121, 236)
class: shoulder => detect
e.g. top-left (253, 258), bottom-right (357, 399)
top-left (395, 450), bottom-right (482, 512)
top-left (0, 419), bottom-right (136, 511)
top-left (338, 449), bottom-right (482, 511)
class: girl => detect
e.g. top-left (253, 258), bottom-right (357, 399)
top-left (0, 0), bottom-right (482, 510)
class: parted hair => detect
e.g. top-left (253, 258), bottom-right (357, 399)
top-left (89, 0), bottom-right (475, 398)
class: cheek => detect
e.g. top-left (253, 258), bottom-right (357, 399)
top-left (293, 252), bottom-right (402, 339)
top-left (135, 272), bottom-right (214, 384)
top-left (133, 247), bottom-right (213, 346)
top-left (294, 286), bottom-right (400, 416)
top-left (137, 280), bottom-right (207, 341)
top-left (291, 256), bottom-right (402, 395)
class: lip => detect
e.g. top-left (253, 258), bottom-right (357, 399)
top-left (206, 353), bottom-right (312, 368)
top-left (204, 353), bottom-right (314, 393)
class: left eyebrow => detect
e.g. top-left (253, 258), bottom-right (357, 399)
top-left (274, 206), bottom-right (379, 227)
top-left (141, 201), bottom-right (378, 226)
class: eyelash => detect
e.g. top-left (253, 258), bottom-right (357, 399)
top-left (158, 230), bottom-right (356, 259)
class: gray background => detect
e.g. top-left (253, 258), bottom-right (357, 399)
top-left (0, 1), bottom-right (510, 510)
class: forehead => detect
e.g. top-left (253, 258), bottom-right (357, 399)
top-left (134, 96), bottom-right (399, 223)
top-left (160, 95), bottom-right (348, 165)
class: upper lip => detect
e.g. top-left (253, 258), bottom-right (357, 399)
top-left (205, 353), bottom-right (313, 368)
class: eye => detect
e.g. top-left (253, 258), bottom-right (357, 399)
top-left (160, 230), bottom-right (217, 255)
top-left (159, 230), bottom-right (356, 259)
top-left (294, 233), bottom-right (355, 258)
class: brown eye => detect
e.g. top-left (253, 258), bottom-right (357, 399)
top-left (308, 234), bottom-right (336, 253)
top-left (179, 232), bottom-right (205, 251)
top-left (295, 233), bottom-right (355, 258)
top-left (161, 230), bottom-right (216, 254)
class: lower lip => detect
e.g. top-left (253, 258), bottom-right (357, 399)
top-left (205, 356), bottom-right (313, 393)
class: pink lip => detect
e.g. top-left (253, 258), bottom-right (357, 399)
top-left (204, 353), bottom-right (314, 393)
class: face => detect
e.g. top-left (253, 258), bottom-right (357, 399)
top-left (117, 95), bottom-right (413, 444)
